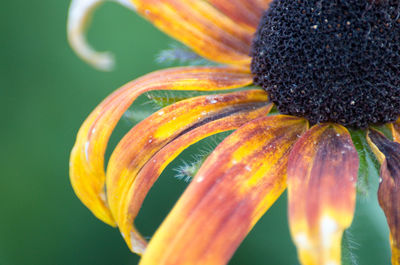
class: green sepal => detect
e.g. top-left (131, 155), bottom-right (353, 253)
top-left (341, 230), bottom-right (359, 265)
top-left (156, 42), bottom-right (218, 67)
top-left (123, 109), bottom-right (155, 125)
top-left (145, 91), bottom-right (197, 108)
top-left (174, 156), bottom-right (207, 182)
top-left (174, 131), bottom-right (232, 182)
top-left (370, 124), bottom-right (393, 140)
top-left (349, 129), bottom-right (380, 197)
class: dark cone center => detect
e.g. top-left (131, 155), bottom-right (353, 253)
top-left (251, 0), bottom-right (400, 128)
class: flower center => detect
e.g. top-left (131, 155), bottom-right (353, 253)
top-left (251, 0), bottom-right (400, 128)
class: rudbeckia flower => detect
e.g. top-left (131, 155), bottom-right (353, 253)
top-left (67, 0), bottom-right (400, 264)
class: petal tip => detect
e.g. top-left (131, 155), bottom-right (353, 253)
top-left (130, 231), bottom-right (147, 254)
top-left (67, 0), bottom-right (135, 70)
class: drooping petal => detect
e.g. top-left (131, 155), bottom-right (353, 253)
top-left (287, 123), bottom-right (359, 265)
top-left (129, 0), bottom-right (254, 68)
top-left (67, 0), bottom-right (135, 70)
top-left (67, 0), bottom-right (256, 69)
top-left (139, 115), bottom-right (309, 265)
top-left (367, 129), bottom-right (400, 265)
top-left (106, 89), bottom-right (269, 253)
top-left (70, 67), bottom-right (253, 226)
top-left (121, 101), bottom-right (272, 253)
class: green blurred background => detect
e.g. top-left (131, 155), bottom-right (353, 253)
top-left (0, 0), bottom-right (393, 264)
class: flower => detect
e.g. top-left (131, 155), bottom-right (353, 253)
top-left (67, 0), bottom-right (400, 264)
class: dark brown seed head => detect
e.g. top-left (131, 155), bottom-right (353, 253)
top-left (251, 0), bottom-right (400, 128)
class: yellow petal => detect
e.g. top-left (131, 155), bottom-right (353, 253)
top-left (122, 101), bottom-right (272, 253)
top-left (287, 123), bottom-right (359, 265)
top-left (67, 0), bottom-right (135, 70)
top-left (130, 0), bottom-right (254, 68)
top-left (70, 67), bottom-right (253, 226)
top-left (139, 115), bottom-right (308, 265)
top-left (367, 129), bottom-right (400, 265)
top-left (106, 89), bottom-right (269, 253)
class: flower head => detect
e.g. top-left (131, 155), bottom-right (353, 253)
top-left (67, 0), bottom-right (400, 264)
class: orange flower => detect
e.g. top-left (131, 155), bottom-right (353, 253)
top-left (67, 0), bottom-right (400, 264)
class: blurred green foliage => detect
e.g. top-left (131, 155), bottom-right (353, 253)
top-left (0, 1), bottom-right (393, 264)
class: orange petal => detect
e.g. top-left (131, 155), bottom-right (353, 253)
top-left (67, 0), bottom-right (135, 70)
top-left (139, 115), bottom-right (309, 265)
top-left (122, 102), bottom-right (272, 253)
top-left (106, 89), bottom-right (269, 252)
top-left (205, 0), bottom-right (266, 29)
top-left (367, 129), bottom-right (400, 265)
top-left (287, 123), bottom-right (359, 265)
top-left (243, 0), bottom-right (272, 17)
top-left (67, 0), bottom-right (255, 69)
top-left (208, 0), bottom-right (271, 22)
top-left (390, 118), bottom-right (400, 143)
top-left (131, 0), bottom-right (253, 68)
top-left (70, 66), bottom-right (253, 226)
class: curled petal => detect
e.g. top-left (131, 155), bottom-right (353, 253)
top-left (106, 89), bottom-right (269, 253)
top-left (139, 115), bottom-right (309, 265)
top-left (287, 124), bottom-right (359, 265)
top-left (70, 67), bottom-right (253, 226)
top-left (67, 0), bottom-right (135, 70)
top-left (131, 0), bottom-right (254, 68)
top-left (367, 129), bottom-right (400, 265)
